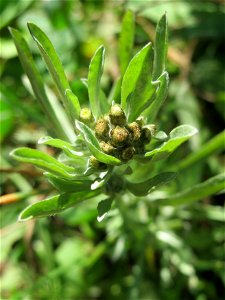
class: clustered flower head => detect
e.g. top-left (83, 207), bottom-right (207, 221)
top-left (80, 104), bottom-right (153, 170)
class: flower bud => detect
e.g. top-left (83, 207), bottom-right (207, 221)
top-left (140, 127), bottom-right (151, 144)
top-left (127, 122), bottom-right (141, 141)
top-left (99, 141), bottom-right (116, 155)
top-left (95, 117), bottom-right (110, 141)
top-left (121, 146), bottom-right (134, 161)
top-left (134, 145), bottom-right (145, 155)
top-left (79, 107), bottom-right (94, 125)
top-left (146, 124), bottom-right (157, 136)
top-left (109, 104), bottom-right (126, 126)
top-left (110, 126), bottom-right (129, 147)
top-left (136, 117), bottom-right (144, 128)
top-left (89, 156), bottom-right (107, 170)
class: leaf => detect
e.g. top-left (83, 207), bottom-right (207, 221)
top-left (144, 71), bottom-right (169, 123)
top-left (152, 130), bottom-right (168, 141)
top-left (10, 147), bottom-right (75, 179)
top-left (76, 121), bottom-right (121, 165)
top-left (175, 130), bottom-right (225, 171)
top-left (18, 190), bottom-right (100, 221)
top-left (145, 125), bottom-right (198, 160)
top-left (87, 45), bottom-right (105, 118)
top-left (108, 76), bottom-right (122, 104)
top-left (0, 0), bottom-right (33, 30)
top-left (91, 169), bottom-right (113, 190)
top-left (27, 23), bottom-right (74, 123)
top-left (38, 136), bottom-right (75, 150)
top-left (121, 43), bottom-right (152, 111)
top-left (9, 27), bottom-right (72, 141)
top-left (126, 45), bottom-right (157, 122)
top-left (0, 98), bottom-right (13, 142)
top-left (153, 174), bottom-right (225, 206)
top-left (119, 10), bottom-right (135, 75)
top-left (65, 89), bottom-right (81, 120)
top-left (152, 13), bottom-right (168, 80)
top-left (126, 172), bottom-right (176, 196)
top-left (97, 198), bottom-right (113, 222)
top-left (46, 173), bottom-right (92, 193)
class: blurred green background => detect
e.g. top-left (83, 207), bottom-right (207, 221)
top-left (0, 1), bottom-right (224, 299)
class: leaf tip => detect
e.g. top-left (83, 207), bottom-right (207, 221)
top-left (18, 211), bottom-right (33, 222)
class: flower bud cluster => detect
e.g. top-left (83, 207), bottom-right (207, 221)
top-left (89, 104), bottom-right (153, 169)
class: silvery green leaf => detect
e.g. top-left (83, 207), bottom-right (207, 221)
top-left (145, 125), bottom-right (198, 161)
top-left (18, 190), bottom-right (100, 221)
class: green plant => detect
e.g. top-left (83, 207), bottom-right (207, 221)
top-left (9, 11), bottom-right (223, 223)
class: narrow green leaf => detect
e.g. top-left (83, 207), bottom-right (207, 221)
top-left (65, 89), bottom-right (81, 120)
top-left (144, 71), bottom-right (169, 123)
top-left (10, 147), bottom-right (75, 178)
top-left (18, 190), bottom-right (100, 221)
top-left (108, 77), bottom-right (122, 104)
top-left (91, 168), bottom-right (113, 190)
top-left (97, 198), bottom-right (113, 222)
top-left (152, 130), bottom-right (168, 141)
top-left (145, 125), bottom-right (198, 160)
top-left (38, 136), bottom-right (75, 150)
top-left (88, 45), bottom-right (105, 118)
top-left (153, 174), bottom-right (225, 206)
top-left (27, 23), bottom-right (74, 123)
top-left (1, 0), bottom-right (33, 30)
top-left (46, 173), bottom-right (92, 193)
top-left (152, 13), bottom-right (168, 80)
top-left (126, 44), bottom-right (157, 122)
top-left (119, 10), bottom-right (135, 75)
top-left (121, 43), bottom-right (153, 112)
top-left (9, 27), bottom-right (72, 141)
top-left (175, 130), bottom-right (225, 171)
top-left (76, 121), bottom-right (121, 165)
top-left (126, 172), bottom-right (176, 196)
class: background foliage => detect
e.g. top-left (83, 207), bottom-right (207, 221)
top-left (0, 1), bottom-right (224, 299)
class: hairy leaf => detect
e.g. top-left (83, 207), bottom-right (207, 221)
top-left (9, 27), bottom-right (72, 141)
top-left (152, 13), bottom-right (168, 80)
top-left (18, 190), bottom-right (100, 221)
top-left (119, 10), bottom-right (135, 75)
top-left (11, 147), bottom-right (75, 178)
top-left (46, 173), bottom-right (92, 193)
top-left (76, 121), bottom-right (121, 165)
top-left (88, 45), bottom-right (105, 118)
top-left (175, 130), bottom-right (225, 170)
top-left (65, 89), bottom-right (81, 120)
top-left (145, 71), bottom-right (169, 123)
top-left (126, 172), bottom-right (176, 196)
top-left (121, 43), bottom-right (152, 111)
top-left (153, 174), bottom-right (225, 206)
top-left (38, 136), bottom-right (74, 150)
top-left (97, 198), bottom-right (113, 222)
top-left (27, 23), bottom-right (74, 124)
top-left (145, 125), bottom-right (198, 160)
